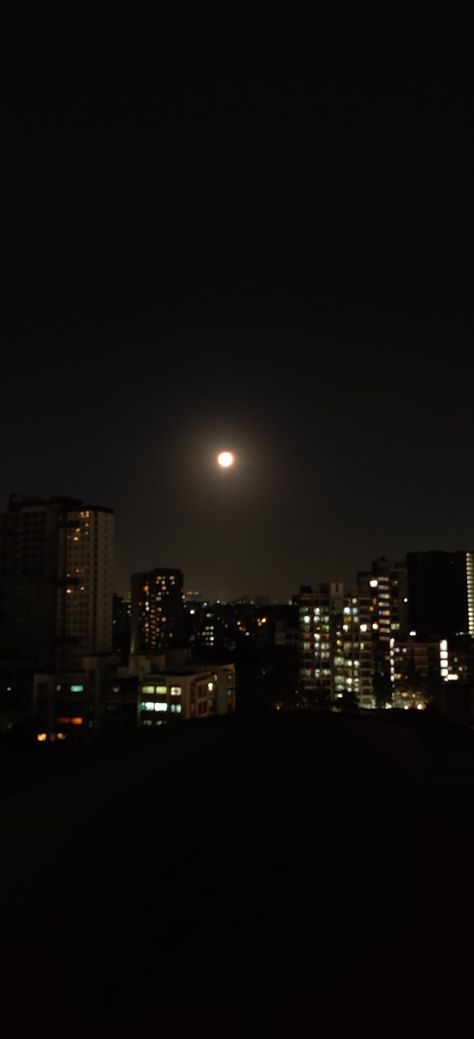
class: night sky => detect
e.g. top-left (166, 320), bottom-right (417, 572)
top-left (2, 16), bottom-right (473, 599)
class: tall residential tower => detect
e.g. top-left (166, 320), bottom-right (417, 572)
top-left (131, 568), bottom-right (184, 654)
top-left (0, 495), bottom-right (114, 671)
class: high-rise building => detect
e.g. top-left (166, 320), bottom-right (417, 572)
top-left (299, 583), bottom-right (361, 707)
top-left (357, 557), bottom-right (408, 706)
top-left (56, 504), bottom-right (114, 669)
top-left (357, 558), bottom-right (408, 641)
top-left (407, 551), bottom-right (474, 640)
top-left (131, 568), bottom-right (184, 654)
top-left (0, 495), bottom-right (114, 671)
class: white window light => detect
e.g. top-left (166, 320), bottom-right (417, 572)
top-left (409, 631), bottom-right (416, 637)
top-left (370, 579), bottom-right (378, 588)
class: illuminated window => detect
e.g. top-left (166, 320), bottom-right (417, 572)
top-left (155, 685), bottom-right (167, 694)
top-left (70, 684), bottom-right (84, 692)
top-left (170, 686), bottom-right (181, 696)
top-left (142, 685), bottom-right (155, 693)
top-left (171, 704), bottom-right (182, 713)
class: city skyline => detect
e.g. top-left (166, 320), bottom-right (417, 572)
top-left (1, 16), bottom-right (472, 1036)
top-left (3, 490), bottom-right (474, 603)
top-left (3, 43), bottom-right (474, 600)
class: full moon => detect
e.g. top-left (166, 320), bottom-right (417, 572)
top-left (217, 451), bottom-right (235, 468)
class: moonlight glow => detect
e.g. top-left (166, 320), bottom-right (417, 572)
top-left (217, 451), bottom-right (235, 468)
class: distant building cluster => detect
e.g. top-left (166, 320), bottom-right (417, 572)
top-left (1, 491), bottom-right (474, 737)
top-left (298, 552), bottom-right (474, 718)
top-left (0, 494), bottom-right (238, 741)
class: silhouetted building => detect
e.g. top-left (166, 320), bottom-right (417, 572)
top-left (194, 602), bottom-right (238, 653)
top-left (33, 654), bottom-right (116, 737)
top-left (113, 593), bottom-right (131, 663)
top-left (131, 568), bottom-right (184, 653)
top-left (391, 639), bottom-right (440, 708)
top-left (407, 551), bottom-right (474, 640)
top-left (273, 604), bottom-right (299, 649)
top-left (0, 495), bottom-right (114, 671)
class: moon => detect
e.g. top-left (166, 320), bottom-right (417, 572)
top-left (217, 450), bottom-right (235, 468)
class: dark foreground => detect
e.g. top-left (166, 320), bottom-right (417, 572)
top-left (0, 712), bottom-right (473, 1038)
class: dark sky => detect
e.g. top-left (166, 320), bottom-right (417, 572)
top-left (2, 14), bottom-right (473, 598)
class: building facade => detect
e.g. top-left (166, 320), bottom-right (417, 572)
top-left (299, 583), bottom-right (361, 707)
top-left (357, 558), bottom-right (408, 707)
top-left (0, 495), bottom-right (114, 671)
top-left (131, 568), bottom-right (184, 653)
top-left (137, 663), bottom-right (236, 725)
top-left (56, 505), bottom-right (114, 669)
